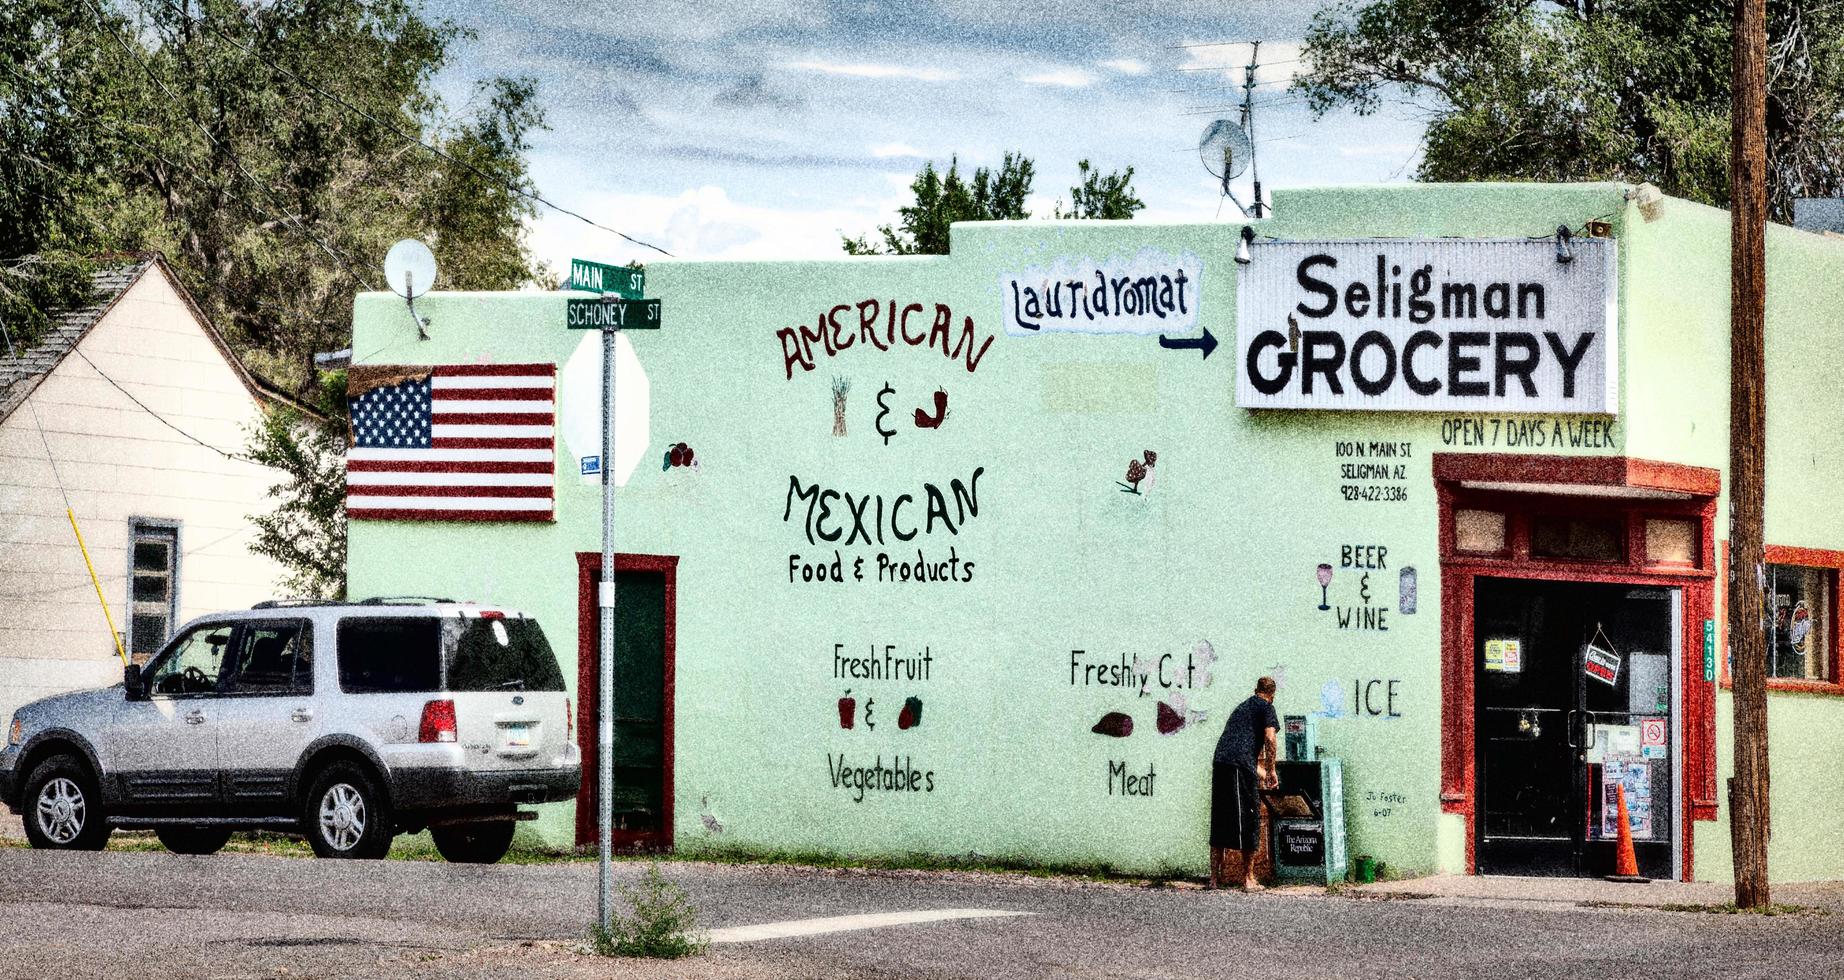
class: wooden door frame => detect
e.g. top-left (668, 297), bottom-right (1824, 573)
top-left (574, 551), bottom-right (678, 851)
top-left (1434, 453), bottom-right (1720, 881)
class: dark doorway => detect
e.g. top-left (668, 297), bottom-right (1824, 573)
top-left (1474, 578), bottom-right (1676, 878)
top-left (575, 553), bottom-right (676, 850)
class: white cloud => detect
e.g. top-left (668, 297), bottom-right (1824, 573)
top-left (869, 142), bottom-right (924, 159)
top-left (1175, 39), bottom-right (1308, 85)
top-left (1099, 58), bottom-right (1148, 75)
top-left (784, 60), bottom-right (960, 82)
top-left (1020, 67), bottom-right (1097, 88)
top-left (526, 185), bottom-right (907, 266)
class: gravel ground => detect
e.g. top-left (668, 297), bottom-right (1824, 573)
top-left (1, 842), bottom-right (1842, 980)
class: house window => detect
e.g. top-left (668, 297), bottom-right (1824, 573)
top-left (1767, 564), bottom-right (1833, 682)
top-left (129, 522), bottom-right (179, 658)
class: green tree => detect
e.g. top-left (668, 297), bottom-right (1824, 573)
top-left (245, 415), bottom-right (347, 600)
top-left (844, 155), bottom-right (1146, 254)
top-left (2, 0), bottom-right (554, 592)
top-left (1, 0), bottom-right (549, 382)
top-left (1294, 0), bottom-right (1844, 220)
top-left (844, 152), bottom-right (1036, 255)
top-left (1054, 160), bottom-right (1145, 220)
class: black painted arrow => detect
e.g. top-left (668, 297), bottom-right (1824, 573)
top-left (1158, 326), bottom-right (1217, 360)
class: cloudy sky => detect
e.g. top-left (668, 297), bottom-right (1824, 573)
top-left (421, 0), bottom-right (1427, 270)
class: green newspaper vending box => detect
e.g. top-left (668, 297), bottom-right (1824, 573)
top-left (1264, 758), bottom-right (1349, 886)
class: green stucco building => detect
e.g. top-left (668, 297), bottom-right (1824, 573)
top-left (347, 183), bottom-right (1844, 883)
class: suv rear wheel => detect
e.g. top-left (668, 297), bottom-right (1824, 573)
top-left (22, 754), bottom-right (110, 851)
top-left (430, 821), bottom-right (517, 864)
top-left (155, 827), bottom-right (233, 855)
top-left (304, 761), bottom-right (393, 859)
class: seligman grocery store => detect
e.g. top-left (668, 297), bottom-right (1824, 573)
top-left (345, 182), bottom-right (1844, 882)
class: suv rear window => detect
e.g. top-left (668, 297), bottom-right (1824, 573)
top-left (443, 618), bottom-right (566, 692)
top-left (336, 615), bottom-right (565, 693)
top-left (338, 618), bottom-right (442, 693)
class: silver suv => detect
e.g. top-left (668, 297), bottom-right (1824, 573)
top-left (1, 599), bottom-right (580, 864)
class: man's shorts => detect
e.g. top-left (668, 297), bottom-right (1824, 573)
top-left (1210, 762), bottom-right (1262, 852)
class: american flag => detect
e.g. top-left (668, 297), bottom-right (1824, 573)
top-left (346, 364), bottom-right (555, 522)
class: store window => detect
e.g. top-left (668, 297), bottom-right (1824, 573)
top-left (129, 521), bottom-right (179, 658)
top-left (1645, 519), bottom-right (1698, 565)
top-left (1454, 509), bottom-right (1507, 554)
top-left (1530, 516), bottom-right (1623, 562)
top-left (1767, 564), bottom-right (1833, 681)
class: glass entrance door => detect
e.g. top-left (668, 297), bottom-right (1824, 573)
top-left (1474, 578), bottom-right (1676, 878)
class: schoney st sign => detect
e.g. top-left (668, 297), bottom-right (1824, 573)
top-left (1235, 239), bottom-right (1617, 413)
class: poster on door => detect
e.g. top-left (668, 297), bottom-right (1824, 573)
top-left (1484, 638), bottom-right (1522, 673)
top-left (1600, 760), bottom-right (1653, 840)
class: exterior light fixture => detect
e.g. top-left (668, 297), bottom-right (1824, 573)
top-left (1555, 225), bottom-right (1575, 264)
top-left (1235, 226), bottom-right (1255, 265)
top-left (1628, 182), bottom-right (1665, 223)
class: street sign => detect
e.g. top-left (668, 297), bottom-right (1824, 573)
top-left (568, 258), bottom-right (644, 298)
top-left (567, 297), bottom-right (661, 330)
top-left (1704, 618), bottom-right (1717, 682)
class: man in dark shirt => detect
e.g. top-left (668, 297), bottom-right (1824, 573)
top-left (1210, 676), bottom-right (1280, 890)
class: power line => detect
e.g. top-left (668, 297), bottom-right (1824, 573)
top-left (137, 0), bottom-right (674, 258)
top-left (70, 347), bottom-right (253, 462)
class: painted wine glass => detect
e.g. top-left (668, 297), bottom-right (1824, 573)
top-left (1316, 563), bottom-right (1334, 610)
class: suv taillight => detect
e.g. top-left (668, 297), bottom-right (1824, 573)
top-left (565, 698), bottom-right (573, 741)
top-left (419, 699), bottom-right (457, 743)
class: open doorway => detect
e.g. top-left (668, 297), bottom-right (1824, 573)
top-left (574, 553), bottom-right (677, 851)
top-left (1473, 578), bottom-right (1677, 878)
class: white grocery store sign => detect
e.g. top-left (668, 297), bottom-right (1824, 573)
top-left (1236, 238), bottom-right (1617, 413)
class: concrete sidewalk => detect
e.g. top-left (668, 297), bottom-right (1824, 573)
top-left (1352, 874), bottom-right (1844, 912)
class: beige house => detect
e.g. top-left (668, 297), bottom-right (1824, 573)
top-left (0, 256), bottom-right (300, 723)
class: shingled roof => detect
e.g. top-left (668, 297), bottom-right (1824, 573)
top-left (0, 258), bottom-right (154, 423)
top-left (0, 254), bottom-right (322, 424)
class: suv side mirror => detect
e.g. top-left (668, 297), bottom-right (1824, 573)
top-left (124, 663), bottom-right (147, 702)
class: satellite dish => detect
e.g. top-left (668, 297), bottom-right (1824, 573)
top-left (384, 239), bottom-right (437, 298)
top-left (1200, 119), bottom-right (1254, 218)
top-left (1199, 119), bottom-right (1253, 182)
top-left (383, 239), bottom-right (437, 339)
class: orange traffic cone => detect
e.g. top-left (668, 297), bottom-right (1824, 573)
top-left (1604, 783), bottom-right (1650, 883)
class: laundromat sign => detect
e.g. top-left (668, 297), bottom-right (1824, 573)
top-left (1236, 239), bottom-right (1617, 413)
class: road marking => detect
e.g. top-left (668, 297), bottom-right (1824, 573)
top-left (707, 908), bottom-right (1033, 944)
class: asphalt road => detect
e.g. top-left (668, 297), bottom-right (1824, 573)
top-left (1, 844), bottom-right (1841, 979)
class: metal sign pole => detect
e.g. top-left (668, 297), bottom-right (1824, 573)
top-left (597, 322), bottom-right (617, 928)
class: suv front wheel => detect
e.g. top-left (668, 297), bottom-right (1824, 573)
top-left (304, 761), bottom-right (393, 859)
top-left (22, 754), bottom-right (111, 851)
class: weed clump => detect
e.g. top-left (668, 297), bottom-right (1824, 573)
top-left (588, 863), bottom-right (709, 959)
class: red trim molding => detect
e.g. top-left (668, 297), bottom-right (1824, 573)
top-left (575, 551), bottom-right (680, 851)
top-left (1432, 453), bottom-right (1722, 498)
top-left (1437, 454), bottom-right (1719, 881)
top-left (1718, 542), bottom-right (1844, 697)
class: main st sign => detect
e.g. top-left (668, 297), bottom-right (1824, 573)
top-left (1235, 238), bottom-right (1617, 413)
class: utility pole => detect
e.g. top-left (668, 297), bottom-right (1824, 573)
top-left (1241, 40), bottom-right (1265, 218)
top-left (1728, 0), bottom-right (1771, 910)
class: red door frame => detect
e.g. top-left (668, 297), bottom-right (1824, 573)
top-left (1434, 454), bottom-right (1720, 880)
top-left (574, 552), bottom-right (678, 851)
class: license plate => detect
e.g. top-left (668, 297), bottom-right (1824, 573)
top-left (502, 723), bottom-right (532, 748)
